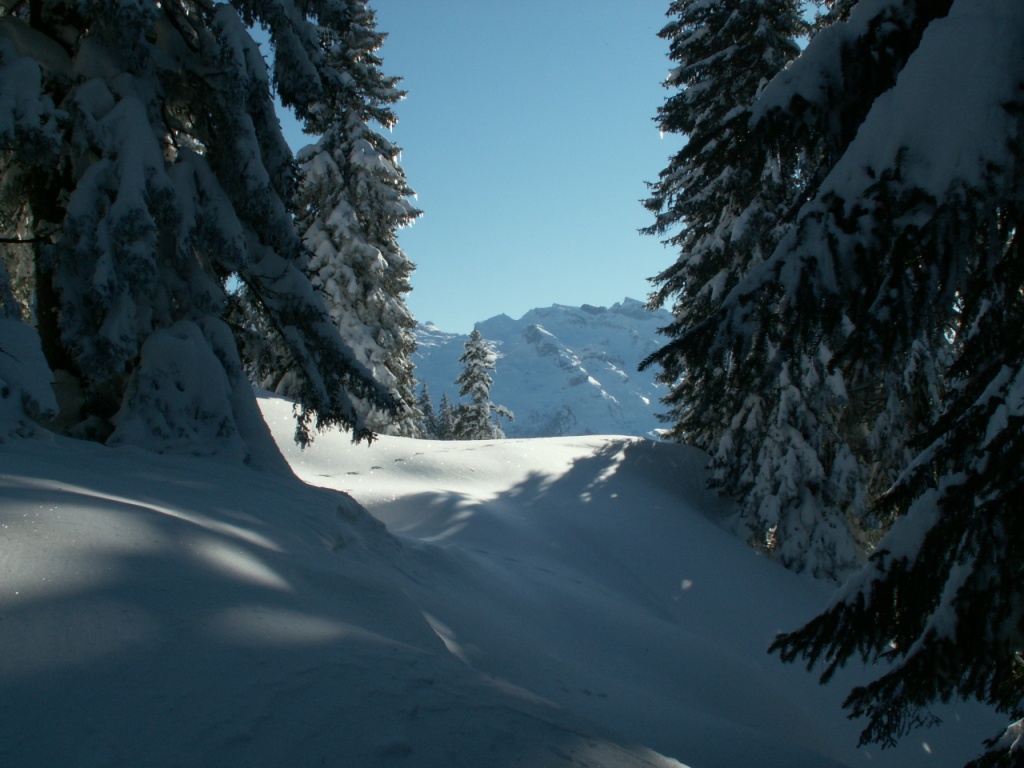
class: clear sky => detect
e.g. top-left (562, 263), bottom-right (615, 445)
top-left (283, 2), bottom-right (682, 333)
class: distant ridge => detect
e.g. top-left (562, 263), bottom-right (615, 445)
top-left (413, 298), bottom-right (671, 438)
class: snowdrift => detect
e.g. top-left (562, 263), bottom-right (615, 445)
top-left (0, 394), bottom-right (999, 767)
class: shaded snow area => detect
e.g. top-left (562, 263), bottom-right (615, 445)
top-left (0, 393), bottom-right (1000, 767)
top-left (415, 298), bottom-right (669, 439)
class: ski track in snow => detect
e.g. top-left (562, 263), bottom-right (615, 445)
top-left (0, 393), bottom-right (1001, 767)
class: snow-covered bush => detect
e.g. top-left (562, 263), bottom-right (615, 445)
top-left (110, 319), bottom-right (290, 473)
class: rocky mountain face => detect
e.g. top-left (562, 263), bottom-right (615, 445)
top-left (413, 298), bottom-right (672, 438)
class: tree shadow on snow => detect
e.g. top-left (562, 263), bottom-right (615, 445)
top-left (0, 439), bottom-right (673, 768)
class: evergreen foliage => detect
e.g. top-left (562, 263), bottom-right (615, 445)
top-left (292, 0), bottom-right (423, 437)
top-left (435, 392), bottom-right (456, 441)
top-left (640, 0), bottom-right (858, 576)
top-left (643, 0), bottom-right (968, 579)
top-left (649, 0), bottom-right (1024, 758)
top-left (452, 329), bottom-right (512, 441)
top-left (637, 0), bottom-right (1024, 763)
top-left (0, 0), bottom-right (406, 460)
top-left (415, 382), bottom-right (437, 438)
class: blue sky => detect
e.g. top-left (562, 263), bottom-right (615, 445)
top-left (283, 2), bottom-right (681, 333)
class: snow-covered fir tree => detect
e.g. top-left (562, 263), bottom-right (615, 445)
top-left (753, 1), bottom-right (1024, 765)
top-left (435, 392), bottom-right (456, 441)
top-left (717, 0), bottom-right (961, 569)
top-left (644, 0), bottom-right (971, 579)
top-left (642, 0), bottom-right (804, 313)
top-left (452, 329), bottom-right (512, 441)
top-left (639, 0), bottom-right (855, 574)
top-left (291, 0), bottom-right (423, 437)
top-left (0, 0), bottom-right (396, 462)
top-left (415, 382), bottom-right (438, 438)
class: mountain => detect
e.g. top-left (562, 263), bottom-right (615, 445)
top-left (414, 298), bottom-right (671, 438)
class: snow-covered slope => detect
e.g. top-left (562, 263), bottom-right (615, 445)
top-left (414, 298), bottom-right (670, 438)
top-left (0, 396), bottom-right (1000, 767)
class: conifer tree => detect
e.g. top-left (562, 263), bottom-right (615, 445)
top-left (415, 383), bottom-right (437, 438)
top-left (0, 21), bottom-right (62, 437)
top-left (0, 0), bottom-right (395, 463)
top-left (643, 0), bottom-right (971, 578)
top-left (747, 1), bottom-right (1024, 763)
top-left (640, 0), bottom-right (853, 574)
top-left (0, 261), bottom-right (57, 438)
top-left (721, 0), bottom-right (960, 569)
top-left (292, 0), bottom-right (422, 436)
top-left (435, 392), bottom-right (456, 441)
top-left (642, 0), bottom-right (804, 310)
top-left (452, 329), bottom-right (512, 441)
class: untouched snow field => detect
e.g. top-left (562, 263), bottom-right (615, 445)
top-left (0, 393), bottom-right (1000, 767)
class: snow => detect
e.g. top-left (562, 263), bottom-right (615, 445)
top-left (0, 393), bottom-right (1003, 767)
top-left (0, 31), bottom-right (58, 148)
top-left (0, 318), bottom-right (58, 437)
top-left (816, 0), bottom-right (1024, 203)
top-left (109, 319), bottom-right (291, 474)
top-left (0, 16), bottom-right (73, 82)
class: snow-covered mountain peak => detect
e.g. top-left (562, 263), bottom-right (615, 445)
top-left (414, 298), bottom-right (670, 438)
